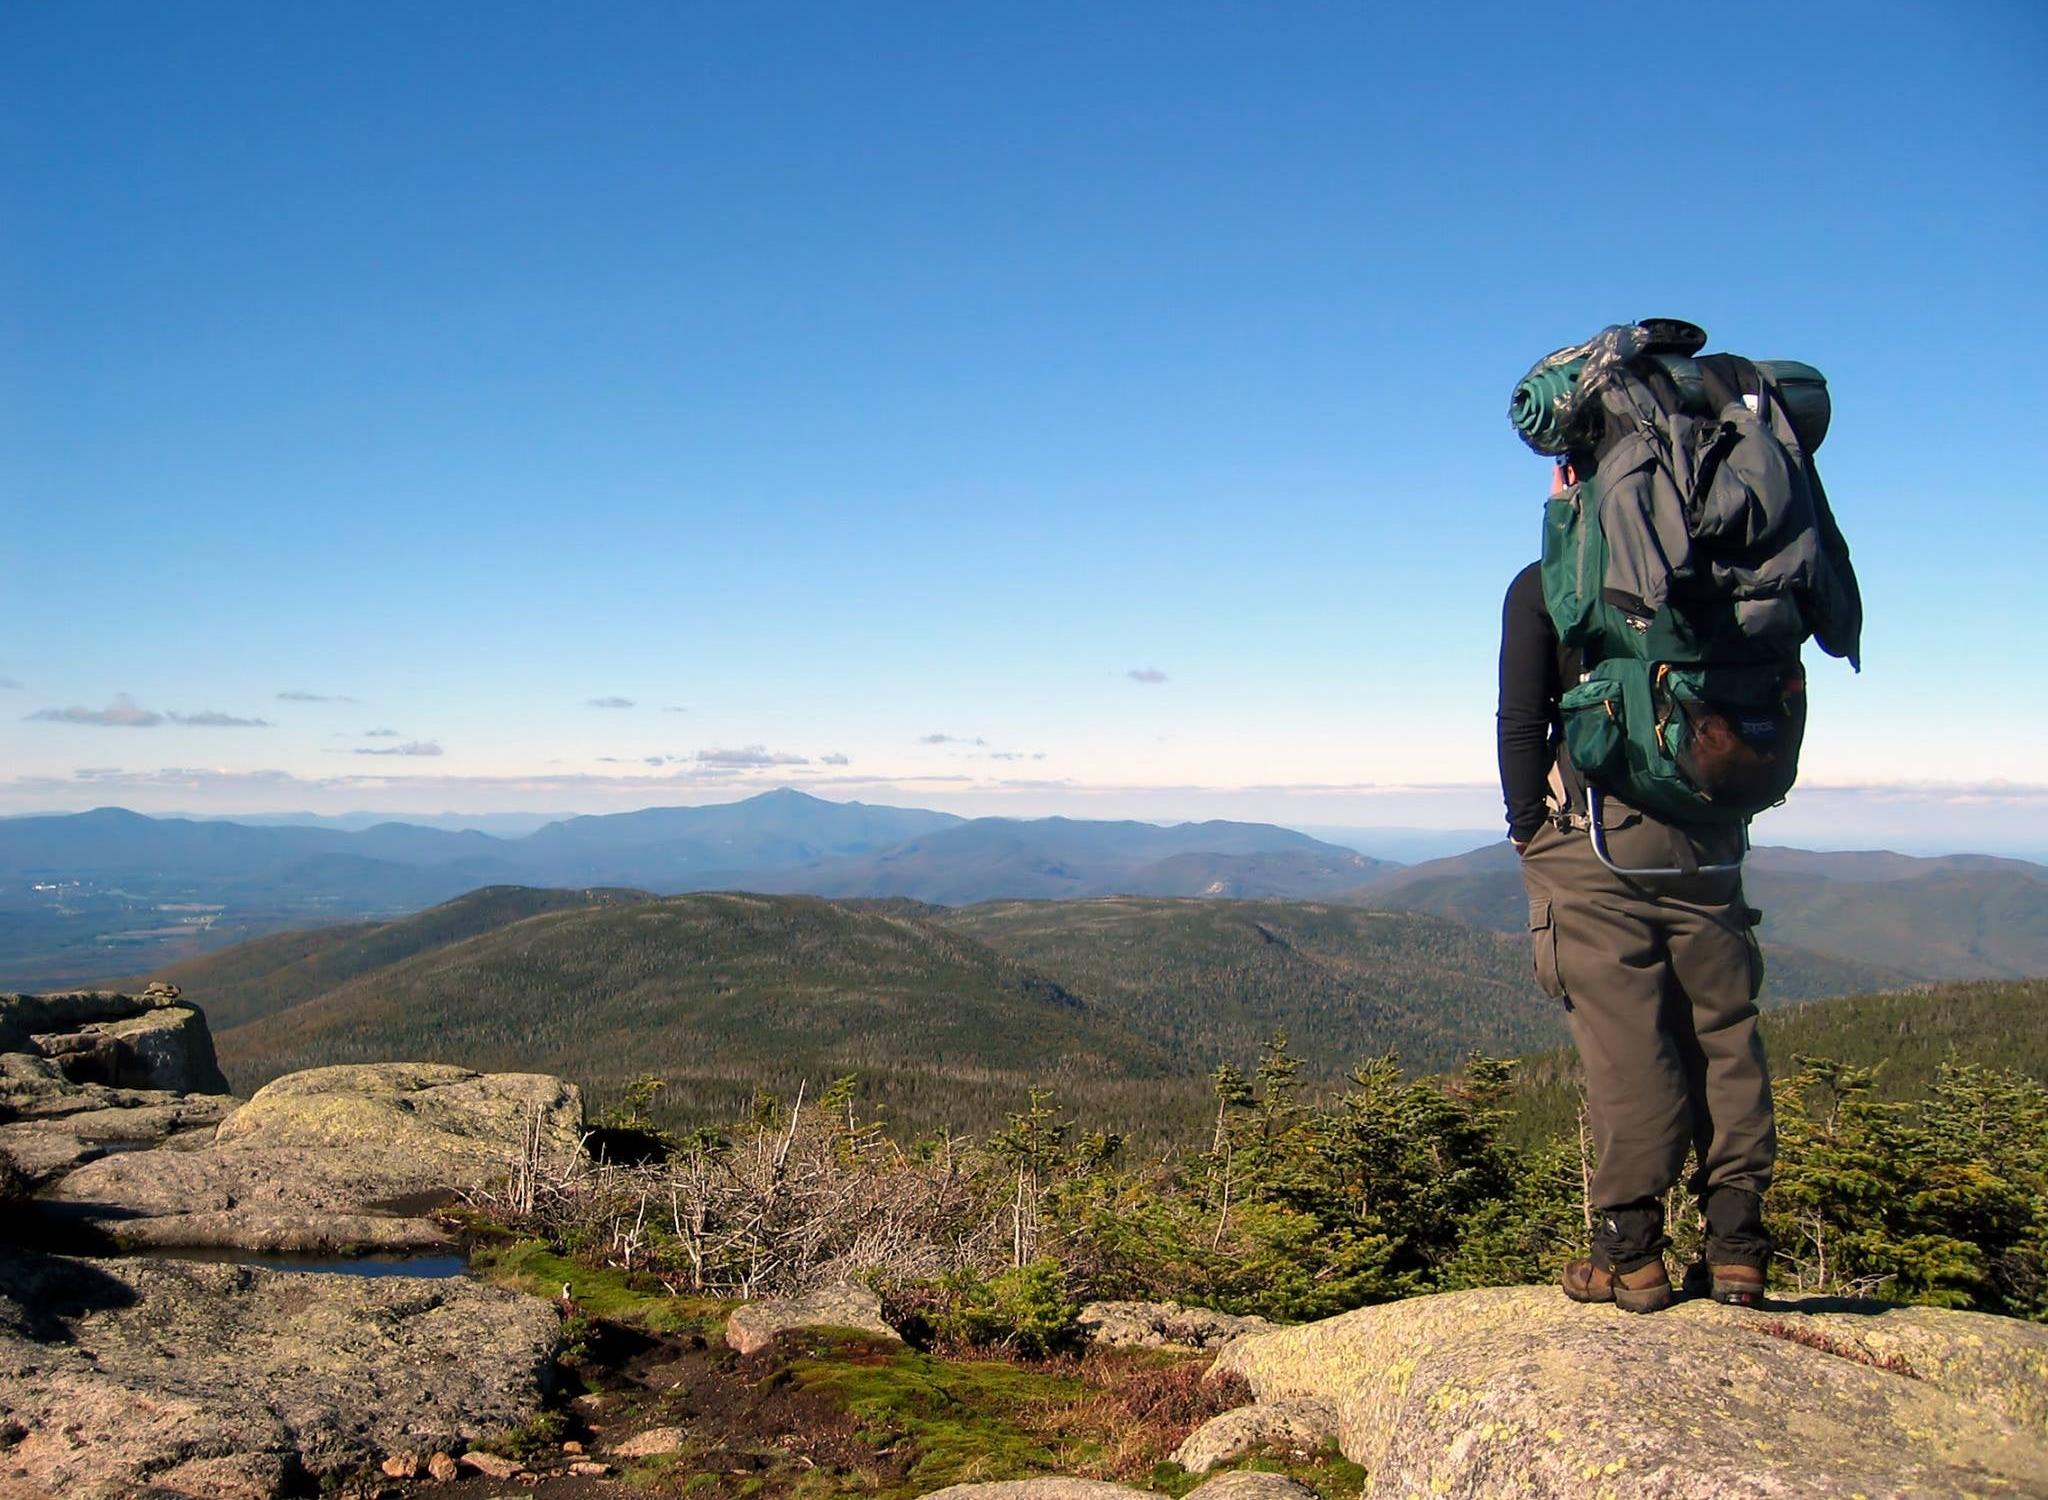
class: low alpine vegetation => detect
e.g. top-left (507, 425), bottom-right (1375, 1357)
top-left (475, 1037), bottom-right (2048, 1327)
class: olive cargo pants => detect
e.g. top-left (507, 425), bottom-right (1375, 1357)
top-left (1519, 809), bottom-right (1776, 1259)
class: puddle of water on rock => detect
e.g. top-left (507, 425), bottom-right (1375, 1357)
top-left (140, 1248), bottom-right (471, 1278)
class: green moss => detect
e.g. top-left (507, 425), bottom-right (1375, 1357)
top-left (471, 1237), bottom-right (727, 1335)
top-left (622, 1455), bottom-right (682, 1492)
top-left (790, 1345), bottom-right (1088, 1490)
top-left (481, 1407), bottom-right (569, 1460)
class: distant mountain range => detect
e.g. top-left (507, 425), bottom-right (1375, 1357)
top-left (2, 789), bottom-right (2043, 988)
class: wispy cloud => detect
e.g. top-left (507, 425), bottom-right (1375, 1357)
top-left (28, 696), bottom-right (164, 727)
top-left (0, 676), bottom-right (20, 691)
top-left (820, 752), bottom-right (851, 766)
top-left (24, 694), bottom-right (270, 728)
top-left (694, 745), bottom-right (810, 768)
top-left (277, 690), bottom-right (357, 704)
top-left (663, 705), bottom-right (689, 714)
top-left (922, 733), bottom-right (987, 746)
top-left (363, 728), bottom-right (401, 738)
top-left (353, 740), bottom-right (443, 757)
top-left (587, 696), bottom-right (636, 710)
top-left (167, 710), bottom-right (272, 727)
top-left (1127, 667), bottom-right (1168, 685)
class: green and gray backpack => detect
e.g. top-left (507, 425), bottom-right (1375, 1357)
top-left (1509, 319), bottom-right (1862, 847)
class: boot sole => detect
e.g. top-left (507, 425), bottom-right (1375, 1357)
top-left (1614, 1285), bottom-right (1673, 1314)
top-left (1563, 1281), bottom-right (1672, 1312)
top-left (1711, 1283), bottom-right (1764, 1307)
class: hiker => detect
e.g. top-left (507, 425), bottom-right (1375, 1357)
top-left (1497, 320), bottom-right (1861, 1312)
top-left (1499, 491), bottom-right (1772, 1312)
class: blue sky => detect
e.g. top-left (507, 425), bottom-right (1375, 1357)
top-left (3, 1), bottom-right (2044, 851)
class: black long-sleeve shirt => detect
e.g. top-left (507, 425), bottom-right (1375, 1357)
top-left (1496, 562), bottom-right (1578, 844)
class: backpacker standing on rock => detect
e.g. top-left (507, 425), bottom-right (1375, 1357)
top-left (1497, 319), bottom-right (1861, 1311)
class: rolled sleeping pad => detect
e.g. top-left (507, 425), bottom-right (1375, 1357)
top-left (1754, 360), bottom-right (1831, 452)
top-left (1509, 356), bottom-right (1586, 454)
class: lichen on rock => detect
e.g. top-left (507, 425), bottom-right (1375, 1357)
top-left (0, 1247), bottom-right (558, 1500)
top-left (41, 1060), bottom-right (583, 1255)
top-left (1210, 1283), bottom-right (2048, 1498)
top-left (1076, 1298), bottom-right (1277, 1352)
top-left (725, 1283), bottom-right (902, 1356)
top-left (1172, 1396), bottom-right (1338, 1474)
top-left (2, 985), bottom-right (228, 1095)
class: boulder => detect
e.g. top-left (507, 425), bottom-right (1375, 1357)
top-left (42, 1062), bottom-right (583, 1254)
top-left (213, 1062), bottom-right (582, 1162)
top-left (0, 1031), bottom-right (240, 1190)
top-left (724, 1283), bottom-right (902, 1355)
top-left (609, 1426), bottom-right (688, 1458)
top-left (1172, 1396), bottom-right (1338, 1474)
top-left (2, 988), bottom-right (228, 1095)
top-left (922, 1483), bottom-right (1151, 1500)
top-left (923, 1481), bottom-right (1312, 1500)
top-left (1184, 1476), bottom-right (1316, 1500)
top-left (0, 1247), bottom-right (559, 1500)
top-left (1077, 1298), bottom-right (1276, 1351)
top-left (1211, 1284), bottom-right (2048, 1499)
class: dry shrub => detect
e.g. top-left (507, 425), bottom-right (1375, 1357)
top-left (475, 1085), bottom-right (1015, 1298)
top-left (1082, 1348), bottom-right (1252, 1432)
top-left (1033, 1350), bottom-right (1256, 1480)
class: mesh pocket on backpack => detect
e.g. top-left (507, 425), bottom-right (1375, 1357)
top-left (1658, 662), bottom-right (1807, 818)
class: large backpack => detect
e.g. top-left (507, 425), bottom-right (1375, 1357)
top-left (1510, 320), bottom-right (1862, 840)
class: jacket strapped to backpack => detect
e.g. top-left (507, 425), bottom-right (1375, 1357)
top-left (1510, 320), bottom-right (1862, 844)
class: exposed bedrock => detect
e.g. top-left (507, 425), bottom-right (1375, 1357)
top-left (1209, 1283), bottom-right (2048, 1499)
top-left (0, 1247), bottom-right (558, 1500)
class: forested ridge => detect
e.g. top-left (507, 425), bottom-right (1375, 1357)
top-left (216, 892), bottom-right (1197, 1138)
top-left (208, 891), bottom-right (1581, 1137)
top-left (188, 884), bottom-right (1951, 1142)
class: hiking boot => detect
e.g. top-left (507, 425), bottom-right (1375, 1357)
top-left (1683, 1260), bottom-right (1766, 1307)
top-left (1562, 1256), bottom-right (1672, 1313)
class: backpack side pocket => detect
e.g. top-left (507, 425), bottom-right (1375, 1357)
top-left (1560, 672), bottom-right (1627, 786)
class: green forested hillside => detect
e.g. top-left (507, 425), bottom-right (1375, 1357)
top-left (1742, 867), bottom-right (2048, 979)
top-left (180, 883), bottom-right (1946, 1142)
top-left (136, 885), bottom-right (646, 1031)
top-left (1501, 978), bottom-right (2048, 1142)
top-left (214, 892), bottom-right (1189, 1137)
top-left (938, 897), bottom-right (1566, 1078)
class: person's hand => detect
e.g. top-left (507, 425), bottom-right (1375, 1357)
top-left (1511, 836), bottom-right (1529, 857)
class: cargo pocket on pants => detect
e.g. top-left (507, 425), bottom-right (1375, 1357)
top-left (1528, 896), bottom-right (1569, 1006)
top-left (1743, 904), bottom-right (1766, 1001)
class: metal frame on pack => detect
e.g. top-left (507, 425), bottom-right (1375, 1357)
top-left (1585, 786), bottom-right (1748, 878)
